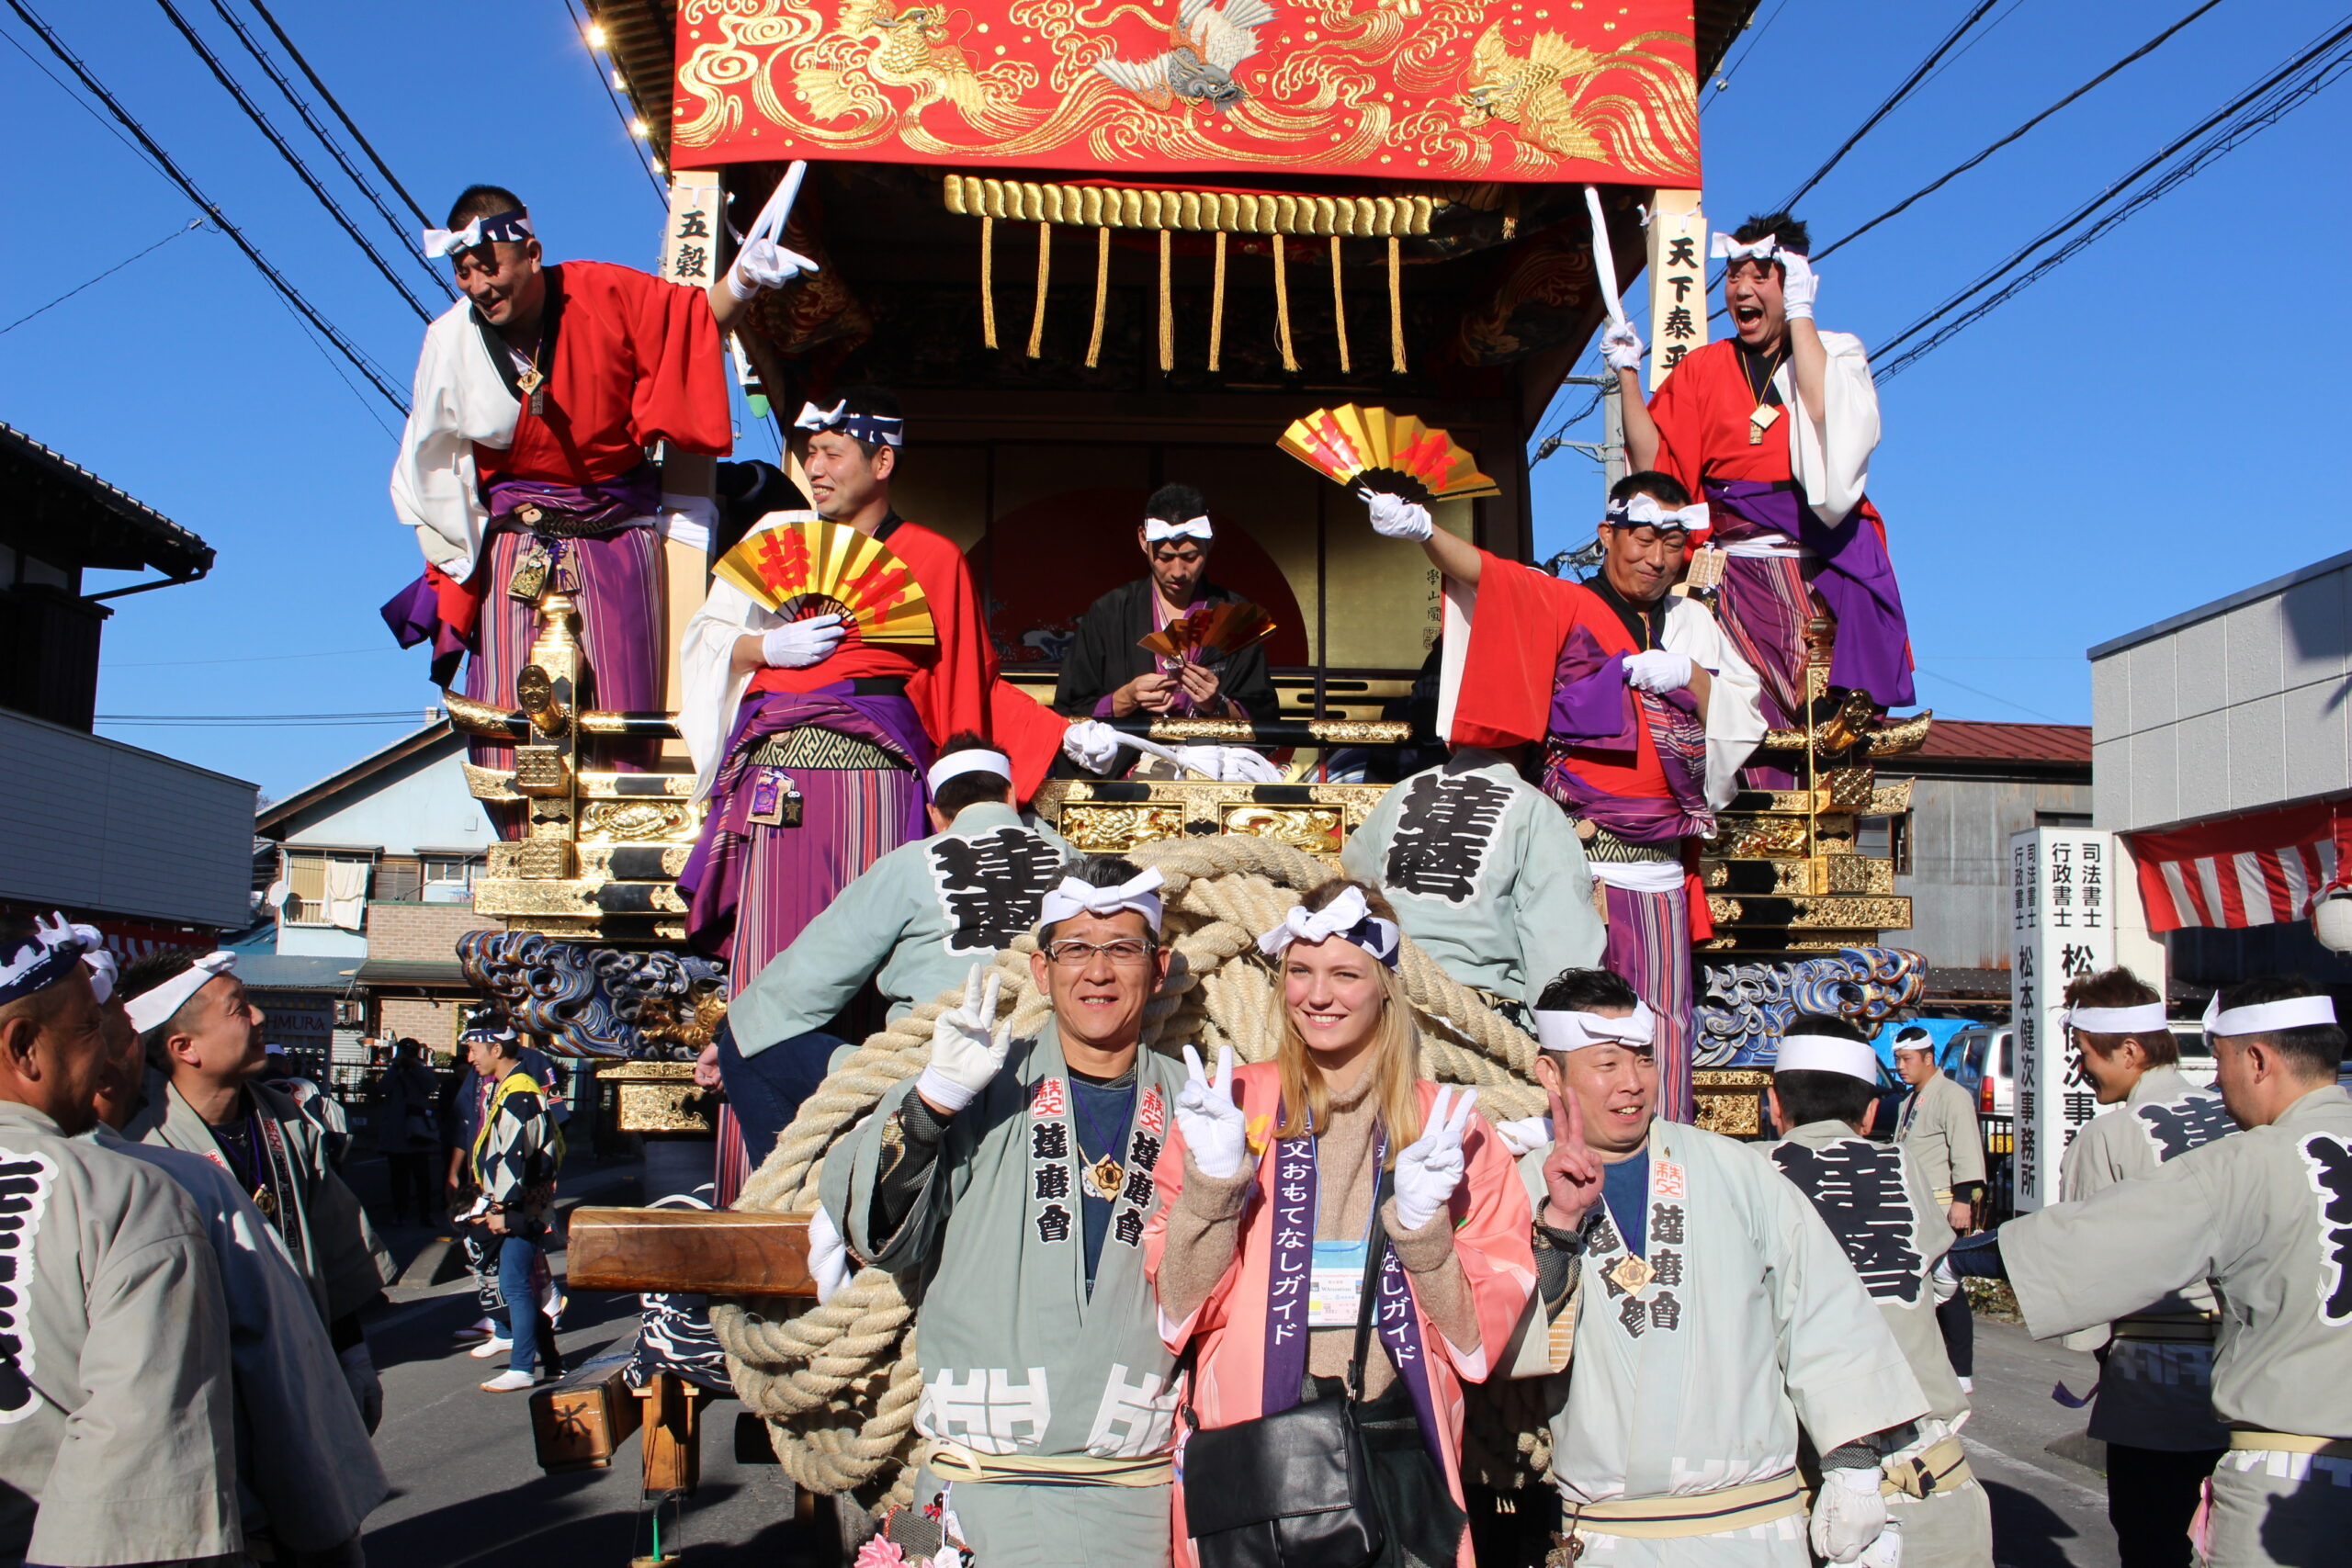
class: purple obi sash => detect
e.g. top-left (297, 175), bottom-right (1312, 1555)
top-left (1705, 478), bottom-right (1914, 707)
top-left (1540, 625), bottom-right (1712, 847)
top-left (1261, 1115), bottom-right (1445, 1472)
top-left (485, 462), bottom-right (662, 537)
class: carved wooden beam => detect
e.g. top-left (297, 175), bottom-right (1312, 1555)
top-left (566, 1206), bottom-right (817, 1297)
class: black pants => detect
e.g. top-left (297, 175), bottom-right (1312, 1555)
top-left (2108, 1443), bottom-right (2222, 1568)
top-left (384, 1150), bottom-right (435, 1224)
top-left (1936, 1288), bottom-right (1974, 1377)
top-left (718, 1028), bottom-right (845, 1171)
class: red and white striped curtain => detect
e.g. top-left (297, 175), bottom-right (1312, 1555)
top-left (2128, 799), bottom-right (2349, 932)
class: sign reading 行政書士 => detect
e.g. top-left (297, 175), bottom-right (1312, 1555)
top-left (2009, 828), bottom-right (2118, 1211)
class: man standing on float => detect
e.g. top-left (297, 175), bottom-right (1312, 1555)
top-left (386, 183), bottom-right (810, 823)
top-left (1605, 212), bottom-right (1912, 785)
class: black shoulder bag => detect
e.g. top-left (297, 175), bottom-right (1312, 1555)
top-left (1181, 1167), bottom-right (1394, 1568)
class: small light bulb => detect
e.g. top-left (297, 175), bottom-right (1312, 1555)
top-left (610, 67), bottom-right (627, 89)
top-left (585, 22), bottom-right (607, 47)
top-left (630, 117), bottom-right (650, 139)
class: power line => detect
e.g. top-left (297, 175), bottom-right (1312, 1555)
top-left (0, 24), bottom-right (170, 181)
top-left (239, 0), bottom-right (431, 226)
top-left (1776, 0), bottom-right (2009, 214)
top-left (1, 218), bottom-right (203, 336)
top-left (563, 0), bottom-right (670, 201)
top-left (149, 0), bottom-right (435, 321)
top-left (4, 0), bottom-right (410, 412)
top-left (202, 0), bottom-right (450, 299)
top-left (1875, 14), bottom-right (2352, 378)
top-left (1705, 0), bottom-right (1792, 99)
top-left (1817, 0), bottom-right (2233, 264)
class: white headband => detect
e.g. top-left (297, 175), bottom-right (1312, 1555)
top-left (1776, 1032), bottom-right (1883, 1086)
top-left (1533, 999), bottom-right (1657, 1053)
top-left (82, 948), bottom-right (116, 1007)
top-left (2066, 1002), bottom-right (2168, 1035)
top-left (1040, 866), bottom-right (1165, 934)
top-left (927, 749), bottom-right (1012, 795)
top-left (125, 951), bottom-right (237, 1032)
top-left (422, 207), bottom-right (533, 259)
top-left (1144, 515), bottom-right (1214, 544)
top-left (1255, 886), bottom-right (1401, 968)
top-left (2201, 993), bottom-right (2338, 1037)
top-left (794, 400), bottom-right (905, 446)
top-left (0, 914), bottom-right (103, 1008)
top-left (1710, 232), bottom-right (1780, 263)
top-left (1607, 493), bottom-right (1710, 533)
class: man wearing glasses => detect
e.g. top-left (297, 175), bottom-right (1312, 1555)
top-left (829, 855), bottom-right (1193, 1565)
top-left (1051, 482), bottom-right (1278, 735)
top-left (1359, 470), bottom-right (1764, 1124)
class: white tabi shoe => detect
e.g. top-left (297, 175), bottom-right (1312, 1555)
top-left (479, 1369), bottom-right (540, 1393)
top-left (469, 1335), bottom-right (514, 1360)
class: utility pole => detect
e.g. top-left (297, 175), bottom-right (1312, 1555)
top-left (1600, 370), bottom-right (1627, 489)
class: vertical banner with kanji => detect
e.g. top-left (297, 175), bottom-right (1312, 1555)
top-left (659, 170), bottom-right (721, 287)
top-left (1645, 190), bottom-right (1707, 388)
top-left (2009, 828), bottom-right (2119, 1211)
top-left (654, 169), bottom-right (725, 738)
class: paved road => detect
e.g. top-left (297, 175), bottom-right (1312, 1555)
top-left (344, 1156), bottom-right (2131, 1566)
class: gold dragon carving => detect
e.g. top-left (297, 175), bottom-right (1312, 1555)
top-left (673, 0), bottom-right (1698, 182)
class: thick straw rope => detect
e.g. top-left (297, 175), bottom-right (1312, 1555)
top-left (713, 834), bottom-right (1549, 1500)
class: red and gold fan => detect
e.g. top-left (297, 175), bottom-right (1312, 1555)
top-left (714, 517), bottom-right (936, 646)
top-left (1277, 404), bottom-right (1500, 505)
top-left (1139, 601), bottom-right (1277, 663)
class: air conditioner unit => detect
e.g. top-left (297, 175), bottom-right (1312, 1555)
top-left (333, 1001), bottom-right (365, 1027)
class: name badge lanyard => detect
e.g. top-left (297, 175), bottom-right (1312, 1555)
top-left (1306, 1112), bottom-right (1385, 1328)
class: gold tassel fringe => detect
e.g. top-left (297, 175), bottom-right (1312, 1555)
top-left (980, 214), bottom-right (997, 349)
top-left (1387, 235), bottom-right (1406, 373)
top-left (1159, 229), bottom-right (1174, 372)
top-left (1026, 221), bottom-right (1051, 359)
top-left (1210, 231), bottom-right (1227, 372)
top-left (1086, 226), bottom-right (1110, 368)
top-left (1329, 235), bottom-right (1351, 376)
top-left (1272, 235), bottom-right (1297, 373)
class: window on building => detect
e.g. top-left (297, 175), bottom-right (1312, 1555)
top-left (1856, 816), bottom-right (1913, 876)
top-left (283, 850), bottom-right (373, 928)
top-left (422, 855), bottom-right (483, 892)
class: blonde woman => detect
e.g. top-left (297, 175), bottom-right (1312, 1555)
top-left (1144, 879), bottom-right (1534, 1568)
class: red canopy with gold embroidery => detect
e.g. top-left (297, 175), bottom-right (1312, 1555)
top-left (671, 0), bottom-right (1700, 185)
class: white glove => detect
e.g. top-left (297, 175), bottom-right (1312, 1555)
top-left (762, 613), bottom-right (845, 669)
top-left (1623, 649), bottom-right (1694, 694)
top-left (725, 236), bottom-right (820, 300)
top-left (1175, 1044), bottom-right (1250, 1180)
top-left (913, 965), bottom-right (1009, 1115)
top-left (1858, 1517), bottom-right (1903, 1568)
top-left (1780, 250), bottom-right (1818, 321)
top-left (1810, 1466), bottom-right (1891, 1564)
top-left (808, 1204), bottom-right (853, 1306)
top-left (1358, 486), bottom-right (1433, 542)
top-left (1392, 1085), bottom-right (1478, 1231)
top-left (339, 1342), bottom-right (383, 1435)
top-left (1172, 745), bottom-right (1283, 784)
top-left (1600, 315), bottom-right (1645, 371)
top-left (1062, 718), bottom-right (1125, 775)
top-left (1492, 1114), bottom-right (1553, 1159)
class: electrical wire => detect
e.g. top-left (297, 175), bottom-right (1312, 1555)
top-left (562, 0), bottom-right (669, 201)
top-left (1776, 0), bottom-right (2008, 213)
top-left (0, 24), bottom-right (171, 182)
top-left (1875, 13), bottom-right (2352, 378)
top-left (1816, 0), bottom-right (2232, 264)
top-left (1, 218), bottom-right (204, 336)
top-left (203, 0), bottom-right (450, 298)
top-left (3, 0), bottom-right (411, 412)
top-left (238, 0), bottom-right (431, 226)
top-left (1705, 0), bottom-right (1792, 98)
top-left (149, 0), bottom-right (435, 321)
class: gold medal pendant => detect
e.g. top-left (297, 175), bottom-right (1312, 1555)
top-left (1609, 1254), bottom-right (1656, 1293)
top-left (254, 1186), bottom-right (278, 1221)
top-left (515, 366), bottom-right (544, 396)
top-left (1747, 403), bottom-right (1781, 446)
top-left (1091, 1155), bottom-right (1125, 1201)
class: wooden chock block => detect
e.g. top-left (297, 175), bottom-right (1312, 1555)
top-left (530, 1341), bottom-right (643, 1473)
top-left (639, 1371), bottom-right (705, 1495)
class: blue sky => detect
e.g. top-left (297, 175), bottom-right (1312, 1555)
top-left (7, 0), bottom-right (2346, 797)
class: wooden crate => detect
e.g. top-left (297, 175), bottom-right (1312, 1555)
top-left (530, 1341), bottom-right (642, 1473)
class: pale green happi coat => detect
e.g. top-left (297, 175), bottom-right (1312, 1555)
top-left (1339, 750), bottom-right (1600, 1007)
top-left (1519, 1119), bottom-right (1928, 1567)
top-left (2055, 1064), bottom-right (2239, 1450)
top-left (1769, 1122), bottom-right (1989, 1568)
top-left (836, 1022), bottom-right (1191, 1567)
top-left (2005, 1084), bottom-right (2352, 1568)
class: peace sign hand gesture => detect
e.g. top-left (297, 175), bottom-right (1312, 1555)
top-left (914, 964), bottom-right (1010, 1116)
top-left (1176, 1044), bottom-right (1250, 1179)
top-left (1393, 1085), bottom-right (1479, 1231)
top-left (1540, 1082), bottom-right (1605, 1234)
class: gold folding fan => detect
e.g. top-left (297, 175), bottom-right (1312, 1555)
top-left (1277, 404), bottom-right (1501, 505)
top-left (714, 517), bottom-right (937, 647)
top-left (1139, 601), bottom-right (1277, 662)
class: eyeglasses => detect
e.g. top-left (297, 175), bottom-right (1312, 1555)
top-left (1043, 938), bottom-right (1158, 967)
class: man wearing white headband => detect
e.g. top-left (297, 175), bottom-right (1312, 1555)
top-left (387, 182), bottom-right (803, 828)
top-left (1364, 468), bottom-right (1764, 1122)
top-left (828, 855), bottom-right (1193, 1563)
top-left (0, 913), bottom-right (241, 1565)
top-left (706, 733), bottom-right (1074, 1167)
top-left (118, 949), bottom-right (395, 1438)
top-left (1500, 970), bottom-right (1926, 1567)
top-left (1768, 1013), bottom-right (1992, 1568)
top-left (2042, 967), bottom-right (2241, 1565)
top-left (678, 383), bottom-right (1075, 1003)
top-left (1955, 976), bottom-right (2352, 1568)
top-left (1603, 209), bottom-right (1915, 785)
top-left (1892, 1022), bottom-right (1986, 1388)
top-left (1051, 481), bottom-right (1276, 744)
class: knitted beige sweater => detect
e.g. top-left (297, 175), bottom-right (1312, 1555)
top-left (1157, 1066), bottom-right (1480, 1398)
